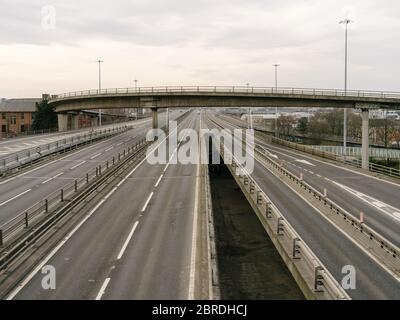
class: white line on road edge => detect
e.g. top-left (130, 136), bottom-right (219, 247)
top-left (257, 156), bottom-right (400, 282)
top-left (41, 172), bottom-right (64, 184)
top-left (261, 141), bottom-right (400, 188)
top-left (188, 119), bottom-right (200, 300)
top-left (154, 174), bottom-right (163, 188)
top-left (0, 131), bottom-right (128, 186)
top-left (141, 192), bottom-right (154, 212)
top-left (332, 181), bottom-right (400, 223)
top-left (0, 189), bottom-right (32, 207)
top-left (95, 278), bottom-right (111, 300)
top-left (6, 195), bottom-right (109, 300)
top-left (90, 153), bottom-right (102, 160)
top-left (5, 117), bottom-right (187, 299)
top-left (70, 161), bottom-right (87, 170)
top-left (117, 221), bottom-right (139, 260)
top-left (105, 146), bottom-right (114, 152)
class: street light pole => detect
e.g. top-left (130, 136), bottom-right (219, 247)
top-left (340, 19), bottom-right (353, 154)
top-left (134, 79), bottom-right (138, 90)
top-left (246, 83), bottom-right (252, 129)
top-left (273, 64), bottom-right (280, 137)
top-left (96, 59), bottom-right (104, 126)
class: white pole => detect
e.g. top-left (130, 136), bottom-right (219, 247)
top-left (97, 59), bottom-right (103, 126)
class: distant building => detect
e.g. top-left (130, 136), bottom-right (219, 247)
top-left (0, 98), bottom-right (41, 137)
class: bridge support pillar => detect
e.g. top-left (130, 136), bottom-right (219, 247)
top-left (151, 107), bottom-right (158, 129)
top-left (166, 108), bottom-right (169, 131)
top-left (71, 114), bottom-right (79, 130)
top-left (57, 114), bottom-right (68, 132)
top-left (361, 109), bottom-right (369, 170)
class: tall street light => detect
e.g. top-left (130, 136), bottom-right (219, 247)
top-left (273, 64), bottom-right (280, 137)
top-left (96, 59), bottom-right (104, 126)
top-left (339, 18), bottom-right (354, 154)
top-left (246, 83), bottom-right (252, 129)
top-left (134, 79), bottom-right (138, 90)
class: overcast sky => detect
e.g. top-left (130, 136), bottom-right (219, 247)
top-left (1, 0), bottom-right (399, 98)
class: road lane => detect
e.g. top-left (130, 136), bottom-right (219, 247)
top-left (11, 113), bottom-right (202, 300)
top-left (217, 114), bottom-right (400, 246)
top-left (0, 112), bottom-right (180, 226)
top-left (206, 113), bottom-right (400, 299)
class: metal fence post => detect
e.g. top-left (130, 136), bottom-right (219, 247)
top-left (74, 180), bottom-right (78, 192)
top-left (45, 199), bottom-right (48, 213)
top-left (0, 229), bottom-right (3, 247)
top-left (314, 266), bottom-right (324, 292)
top-left (86, 173), bottom-right (89, 184)
top-left (25, 212), bottom-right (29, 228)
top-left (61, 189), bottom-right (64, 201)
top-left (292, 238), bottom-right (300, 259)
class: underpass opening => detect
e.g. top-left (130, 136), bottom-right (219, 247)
top-left (207, 137), bottom-right (304, 299)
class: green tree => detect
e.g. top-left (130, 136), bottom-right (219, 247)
top-left (297, 117), bottom-right (309, 133)
top-left (32, 99), bottom-right (57, 130)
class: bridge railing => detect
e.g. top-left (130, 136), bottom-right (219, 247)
top-left (50, 86), bottom-right (400, 101)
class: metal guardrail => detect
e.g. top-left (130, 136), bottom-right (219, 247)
top-left (254, 146), bottom-right (400, 277)
top-left (216, 144), bottom-right (350, 300)
top-left (50, 86), bottom-right (400, 101)
top-left (311, 145), bottom-right (400, 160)
top-left (0, 137), bottom-right (148, 248)
top-left (0, 125), bottom-right (131, 175)
top-left (271, 137), bottom-right (400, 179)
top-left (207, 115), bottom-right (349, 299)
top-left (0, 109), bottom-right (191, 249)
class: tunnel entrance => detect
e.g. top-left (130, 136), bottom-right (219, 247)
top-left (208, 160), bottom-right (304, 299)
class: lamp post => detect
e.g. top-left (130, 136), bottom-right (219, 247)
top-left (273, 64), bottom-right (280, 137)
top-left (246, 83), bottom-right (252, 129)
top-left (96, 59), bottom-right (103, 126)
top-left (339, 18), bottom-right (354, 154)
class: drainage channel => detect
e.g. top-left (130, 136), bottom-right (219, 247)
top-left (208, 162), bottom-right (305, 300)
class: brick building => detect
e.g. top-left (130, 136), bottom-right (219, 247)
top-left (0, 98), bottom-right (41, 137)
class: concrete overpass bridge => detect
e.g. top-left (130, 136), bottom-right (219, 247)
top-left (49, 86), bottom-right (400, 170)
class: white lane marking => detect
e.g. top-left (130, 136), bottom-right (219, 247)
top-left (6, 117), bottom-right (186, 299)
top-left (141, 192), bottom-right (154, 212)
top-left (95, 278), bottom-right (111, 300)
top-left (332, 181), bottom-right (400, 223)
top-left (90, 153), bottom-right (102, 160)
top-left (188, 148), bottom-right (200, 299)
top-left (261, 141), bottom-right (400, 188)
top-left (6, 193), bottom-right (109, 300)
top-left (70, 161), bottom-right (86, 170)
top-left (0, 130), bottom-right (130, 186)
top-left (105, 146), bottom-right (114, 152)
top-left (259, 146), bottom-right (278, 159)
top-left (163, 163), bottom-right (170, 172)
top-left (296, 159), bottom-right (315, 166)
top-left (154, 174), bottom-right (163, 188)
top-left (117, 221), bottom-right (139, 260)
top-left (116, 142), bottom-right (123, 146)
top-left (256, 155), bottom-right (400, 282)
top-left (187, 115), bottom-right (201, 298)
top-left (41, 172), bottom-right (64, 184)
top-left (0, 189), bottom-right (32, 207)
